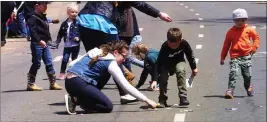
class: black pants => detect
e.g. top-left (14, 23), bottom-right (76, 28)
top-left (65, 77), bottom-right (113, 113)
top-left (136, 65), bottom-right (153, 88)
top-left (60, 46), bottom-right (80, 73)
top-left (79, 26), bottom-right (118, 52)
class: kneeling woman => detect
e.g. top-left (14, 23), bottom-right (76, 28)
top-left (64, 40), bottom-right (157, 114)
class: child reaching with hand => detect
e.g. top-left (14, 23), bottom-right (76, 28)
top-left (132, 43), bottom-right (160, 91)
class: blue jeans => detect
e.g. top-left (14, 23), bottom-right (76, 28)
top-left (65, 77), bottom-right (113, 113)
top-left (126, 35), bottom-right (144, 69)
top-left (17, 11), bottom-right (28, 37)
top-left (28, 42), bottom-right (55, 79)
top-left (60, 46), bottom-right (80, 73)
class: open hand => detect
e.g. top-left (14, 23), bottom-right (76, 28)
top-left (159, 12), bottom-right (172, 22)
top-left (74, 37), bottom-right (79, 41)
top-left (193, 68), bottom-right (198, 76)
top-left (145, 99), bottom-right (157, 109)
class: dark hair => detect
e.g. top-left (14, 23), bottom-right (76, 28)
top-left (89, 40), bottom-right (129, 66)
top-left (167, 28), bottom-right (182, 42)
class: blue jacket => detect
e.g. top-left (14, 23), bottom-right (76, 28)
top-left (68, 48), bottom-right (115, 89)
top-left (56, 19), bottom-right (80, 47)
top-left (145, 48), bottom-right (159, 81)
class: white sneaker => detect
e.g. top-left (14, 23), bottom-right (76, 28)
top-left (120, 94), bottom-right (138, 104)
top-left (121, 94), bottom-right (136, 100)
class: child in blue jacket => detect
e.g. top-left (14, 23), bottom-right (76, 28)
top-left (132, 43), bottom-right (160, 91)
top-left (56, 3), bottom-right (80, 80)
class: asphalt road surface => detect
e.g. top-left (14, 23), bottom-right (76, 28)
top-left (1, 2), bottom-right (266, 122)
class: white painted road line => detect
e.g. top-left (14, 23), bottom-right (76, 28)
top-left (189, 9), bottom-right (194, 11)
top-left (180, 3), bottom-right (184, 5)
top-left (195, 58), bottom-right (199, 64)
top-left (200, 25), bottom-right (205, 28)
top-left (53, 56), bottom-right (63, 62)
top-left (196, 45), bottom-right (202, 49)
top-left (260, 26), bottom-right (266, 29)
top-left (198, 34), bottom-right (204, 38)
top-left (257, 52), bottom-right (267, 54)
top-left (198, 18), bottom-right (203, 20)
top-left (186, 79), bottom-right (193, 88)
top-left (139, 28), bottom-right (143, 32)
top-left (195, 13), bottom-right (200, 16)
top-left (251, 26), bottom-right (256, 29)
top-left (174, 113), bottom-right (186, 122)
top-left (185, 6), bottom-right (188, 8)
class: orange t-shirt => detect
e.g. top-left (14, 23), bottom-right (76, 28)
top-left (221, 24), bottom-right (260, 60)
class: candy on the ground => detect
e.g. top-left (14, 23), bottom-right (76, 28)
top-left (173, 104), bottom-right (179, 107)
top-left (225, 108), bottom-right (238, 111)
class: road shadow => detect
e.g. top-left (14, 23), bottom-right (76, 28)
top-left (113, 103), bottom-right (140, 105)
top-left (102, 87), bottom-right (118, 90)
top-left (48, 102), bottom-right (65, 106)
top-left (43, 78), bottom-right (65, 80)
top-left (113, 110), bottom-right (142, 113)
top-left (203, 95), bottom-right (246, 99)
top-left (2, 89), bottom-right (55, 93)
top-left (2, 89), bottom-right (32, 93)
top-left (54, 111), bottom-right (88, 115)
top-left (173, 106), bottom-right (189, 108)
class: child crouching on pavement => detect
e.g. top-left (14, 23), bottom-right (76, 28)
top-left (132, 43), bottom-right (160, 91)
top-left (156, 27), bottom-right (198, 107)
top-left (56, 3), bottom-right (80, 80)
top-left (26, 1), bottom-right (62, 91)
top-left (220, 8), bottom-right (260, 99)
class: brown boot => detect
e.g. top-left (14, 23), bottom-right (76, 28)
top-left (123, 66), bottom-right (135, 85)
top-left (50, 83), bottom-right (63, 90)
top-left (26, 73), bottom-right (43, 91)
top-left (47, 73), bottom-right (63, 90)
top-left (27, 84), bottom-right (43, 91)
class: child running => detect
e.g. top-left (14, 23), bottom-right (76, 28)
top-left (220, 8), bottom-right (260, 99)
top-left (56, 3), bottom-right (80, 80)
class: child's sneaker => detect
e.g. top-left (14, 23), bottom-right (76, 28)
top-left (156, 101), bottom-right (170, 108)
top-left (27, 84), bottom-right (43, 91)
top-left (58, 73), bottom-right (65, 80)
top-left (225, 89), bottom-right (234, 99)
top-left (179, 97), bottom-right (190, 106)
top-left (64, 94), bottom-right (76, 115)
top-left (247, 85), bottom-right (254, 97)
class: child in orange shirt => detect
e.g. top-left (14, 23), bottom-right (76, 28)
top-left (220, 8), bottom-right (260, 99)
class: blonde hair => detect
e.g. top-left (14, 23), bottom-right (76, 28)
top-left (89, 40), bottom-right (129, 67)
top-left (132, 43), bottom-right (149, 60)
top-left (67, 2), bottom-right (78, 12)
